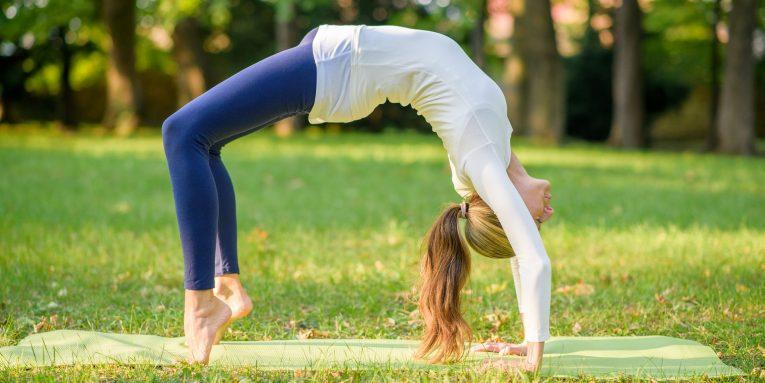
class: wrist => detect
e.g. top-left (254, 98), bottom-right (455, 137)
top-left (507, 166), bottom-right (529, 182)
top-left (524, 341), bottom-right (544, 371)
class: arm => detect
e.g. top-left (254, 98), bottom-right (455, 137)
top-left (507, 152), bottom-right (529, 179)
top-left (463, 146), bottom-right (551, 370)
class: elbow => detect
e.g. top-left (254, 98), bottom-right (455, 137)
top-left (529, 255), bottom-right (551, 278)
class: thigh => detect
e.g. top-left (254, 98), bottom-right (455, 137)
top-left (171, 41), bottom-right (317, 148)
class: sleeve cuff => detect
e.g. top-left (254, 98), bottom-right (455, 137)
top-left (523, 332), bottom-right (550, 343)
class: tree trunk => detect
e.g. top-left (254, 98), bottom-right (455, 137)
top-left (520, 0), bottom-right (565, 144)
top-left (502, 0), bottom-right (528, 135)
top-left (470, 0), bottom-right (487, 69)
top-left (0, 88), bottom-right (13, 124)
top-left (608, 0), bottom-right (644, 148)
top-left (102, 0), bottom-right (140, 136)
top-left (53, 26), bottom-right (77, 130)
top-left (172, 17), bottom-right (207, 107)
top-left (273, 0), bottom-right (300, 137)
top-left (0, 53), bottom-right (26, 124)
top-left (716, 0), bottom-right (757, 155)
top-left (705, 0), bottom-right (722, 151)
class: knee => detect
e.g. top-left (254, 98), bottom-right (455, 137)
top-left (162, 112), bottom-right (203, 155)
top-left (161, 113), bottom-right (179, 150)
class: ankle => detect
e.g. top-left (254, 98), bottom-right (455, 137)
top-left (215, 274), bottom-right (244, 293)
top-left (185, 290), bottom-right (221, 314)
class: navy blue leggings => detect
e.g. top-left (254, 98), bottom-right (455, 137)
top-left (162, 28), bottom-right (318, 290)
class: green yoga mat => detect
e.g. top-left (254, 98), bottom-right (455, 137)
top-left (0, 330), bottom-right (742, 379)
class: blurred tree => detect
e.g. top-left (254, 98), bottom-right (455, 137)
top-left (470, 0), bottom-right (488, 68)
top-left (705, 0), bottom-right (722, 150)
top-left (716, 0), bottom-right (757, 155)
top-left (102, 0), bottom-right (140, 136)
top-left (609, 0), bottom-right (644, 148)
top-left (503, 0), bottom-right (526, 135)
top-left (172, 17), bottom-right (207, 106)
top-left (147, 0), bottom-right (233, 106)
top-left (509, 0), bottom-right (565, 144)
top-left (51, 26), bottom-right (76, 128)
top-left (564, 0), bottom-right (612, 141)
top-left (273, 0), bottom-right (300, 136)
top-left (0, 0), bottom-right (94, 129)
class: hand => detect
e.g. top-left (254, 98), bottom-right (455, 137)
top-left (505, 152), bottom-right (554, 228)
top-left (470, 341), bottom-right (527, 356)
top-left (511, 175), bottom-right (554, 228)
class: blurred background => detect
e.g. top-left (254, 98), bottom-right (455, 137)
top-left (1, 0), bottom-right (763, 154)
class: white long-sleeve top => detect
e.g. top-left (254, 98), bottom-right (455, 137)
top-left (308, 24), bottom-right (551, 342)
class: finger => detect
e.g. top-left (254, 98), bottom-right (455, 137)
top-left (499, 345), bottom-right (528, 356)
top-left (540, 206), bottom-right (554, 222)
top-left (471, 343), bottom-right (503, 353)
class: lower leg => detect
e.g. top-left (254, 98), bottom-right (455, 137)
top-left (211, 151), bottom-right (240, 277)
top-left (209, 151), bottom-right (253, 340)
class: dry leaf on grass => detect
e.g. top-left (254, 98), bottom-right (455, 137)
top-left (654, 287), bottom-right (674, 304)
top-left (482, 312), bottom-right (509, 333)
top-left (555, 281), bottom-right (595, 296)
top-left (297, 328), bottom-right (331, 340)
top-left (33, 314), bottom-right (66, 333)
top-left (246, 228), bottom-right (269, 244)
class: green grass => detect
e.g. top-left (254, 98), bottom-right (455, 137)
top-left (0, 126), bottom-right (763, 382)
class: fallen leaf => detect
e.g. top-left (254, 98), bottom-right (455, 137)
top-left (297, 328), bottom-right (330, 340)
top-left (482, 312), bottom-right (509, 332)
top-left (246, 228), bottom-right (269, 243)
top-left (556, 281), bottom-right (595, 296)
top-left (33, 317), bottom-right (47, 333)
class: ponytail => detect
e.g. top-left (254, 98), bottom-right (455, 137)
top-left (416, 203), bottom-right (472, 363)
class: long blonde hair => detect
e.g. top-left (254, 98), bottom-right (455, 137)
top-left (416, 192), bottom-right (515, 363)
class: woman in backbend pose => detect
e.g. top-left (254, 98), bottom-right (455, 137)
top-left (162, 24), bottom-right (554, 370)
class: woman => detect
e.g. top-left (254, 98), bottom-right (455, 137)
top-left (162, 24), bottom-right (554, 370)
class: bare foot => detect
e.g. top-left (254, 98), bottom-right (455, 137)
top-left (212, 274), bottom-right (253, 344)
top-left (184, 290), bottom-right (232, 364)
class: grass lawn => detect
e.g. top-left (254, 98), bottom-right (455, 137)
top-left (0, 126), bottom-right (763, 382)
